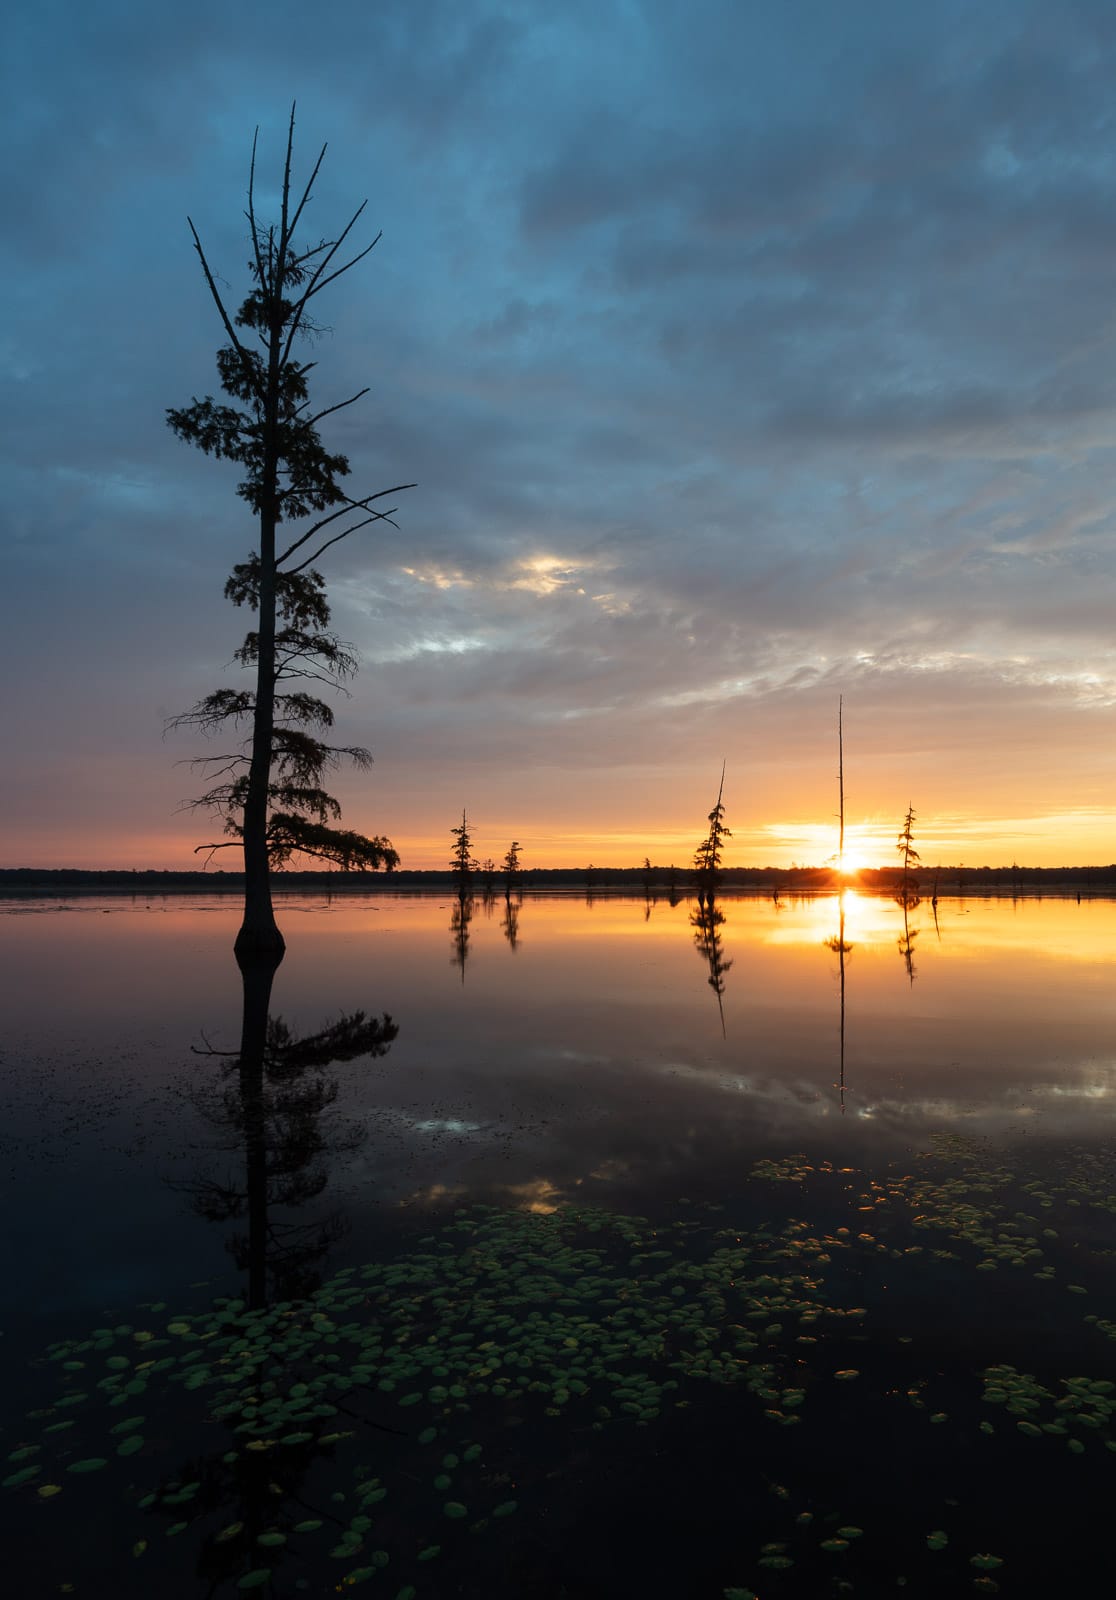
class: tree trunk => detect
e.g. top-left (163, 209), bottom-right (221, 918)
top-left (234, 302), bottom-right (285, 960)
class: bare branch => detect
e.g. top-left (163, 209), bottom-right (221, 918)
top-left (303, 232), bottom-right (379, 305)
top-left (193, 840), bottom-right (240, 868)
top-left (287, 142), bottom-right (328, 242)
top-left (280, 208), bottom-right (373, 367)
top-left (246, 126), bottom-right (267, 289)
top-left (305, 387), bottom-right (370, 428)
top-left (287, 510), bottom-right (401, 575)
top-left (276, 483), bottom-right (416, 566)
top-left (187, 219), bottom-right (253, 377)
top-left (279, 101), bottom-right (297, 260)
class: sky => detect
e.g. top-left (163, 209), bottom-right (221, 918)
top-left (3, 0), bottom-right (1116, 871)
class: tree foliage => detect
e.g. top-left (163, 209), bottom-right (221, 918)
top-left (171, 555), bottom-right (398, 872)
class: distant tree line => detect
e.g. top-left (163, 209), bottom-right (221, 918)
top-left (4, 864), bottom-right (1116, 893)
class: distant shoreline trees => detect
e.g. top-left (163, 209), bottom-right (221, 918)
top-left (167, 106), bottom-right (413, 960)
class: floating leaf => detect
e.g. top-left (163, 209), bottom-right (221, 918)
top-left (294, 1519), bottom-right (323, 1534)
top-left (417, 1545), bottom-right (441, 1561)
top-left (132, 1541), bottom-right (147, 1558)
top-left (110, 1416), bottom-right (145, 1435)
top-left (66, 1459), bottom-right (107, 1474)
top-left (834, 1369), bottom-right (860, 1381)
top-left (37, 1484), bottom-right (62, 1499)
top-left (444, 1501), bottom-right (468, 1519)
top-left (237, 1574), bottom-right (272, 1591)
top-left (2, 1466), bottom-right (40, 1488)
top-left (837, 1527), bottom-right (864, 1538)
top-left (215, 1523), bottom-right (244, 1544)
top-left (257, 1532), bottom-right (286, 1547)
top-left (820, 1539), bottom-right (849, 1552)
top-left (927, 1531), bottom-right (949, 1551)
top-left (493, 1501), bottom-right (518, 1518)
top-left (970, 1554), bottom-right (1004, 1570)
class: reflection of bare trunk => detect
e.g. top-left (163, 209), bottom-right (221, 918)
top-left (838, 905), bottom-right (846, 1113)
top-left (825, 898), bottom-right (853, 1114)
top-left (235, 946), bottom-right (283, 1309)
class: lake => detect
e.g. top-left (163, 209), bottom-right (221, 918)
top-left (3, 887), bottom-right (1115, 1597)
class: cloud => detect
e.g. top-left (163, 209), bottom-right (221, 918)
top-left (4, 0), bottom-right (1116, 867)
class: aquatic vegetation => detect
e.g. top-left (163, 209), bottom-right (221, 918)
top-left (9, 1136), bottom-right (1116, 1594)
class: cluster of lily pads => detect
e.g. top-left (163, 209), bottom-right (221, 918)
top-left (6, 1134), bottom-right (1116, 1594)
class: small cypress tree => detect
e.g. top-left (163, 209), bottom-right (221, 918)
top-left (450, 810), bottom-right (477, 893)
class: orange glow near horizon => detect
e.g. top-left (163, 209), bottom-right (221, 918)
top-left (7, 806), bottom-right (1113, 874)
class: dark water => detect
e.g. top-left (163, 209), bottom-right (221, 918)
top-left (2, 888), bottom-right (1115, 1597)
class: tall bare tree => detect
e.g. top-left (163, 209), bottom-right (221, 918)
top-left (168, 106), bottom-right (413, 959)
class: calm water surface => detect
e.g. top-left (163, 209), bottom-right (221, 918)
top-left (2, 889), bottom-right (1115, 1597)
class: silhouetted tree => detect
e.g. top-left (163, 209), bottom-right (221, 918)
top-left (167, 106), bottom-right (412, 958)
top-left (450, 810), bottom-right (477, 893)
top-left (693, 763), bottom-right (731, 900)
top-left (502, 840), bottom-right (522, 899)
top-left (894, 803), bottom-right (922, 913)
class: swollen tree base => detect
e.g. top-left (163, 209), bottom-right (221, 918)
top-left (234, 922), bottom-right (287, 963)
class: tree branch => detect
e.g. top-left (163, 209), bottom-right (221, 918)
top-left (286, 509), bottom-right (401, 575)
top-left (187, 220), bottom-right (253, 379)
top-left (305, 387), bottom-right (370, 428)
top-left (287, 141), bottom-right (328, 243)
top-left (303, 233), bottom-right (379, 305)
top-left (275, 483), bottom-right (415, 566)
top-left (246, 126), bottom-right (267, 291)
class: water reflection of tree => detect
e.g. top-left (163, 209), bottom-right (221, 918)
top-left (501, 894), bottom-right (521, 951)
top-left (824, 897), bottom-right (854, 1114)
top-left (690, 895), bottom-right (733, 1035)
top-left (895, 888), bottom-right (920, 986)
top-left (450, 893), bottom-right (475, 981)
top-left (180, 950), bottom-right (397, 1308)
